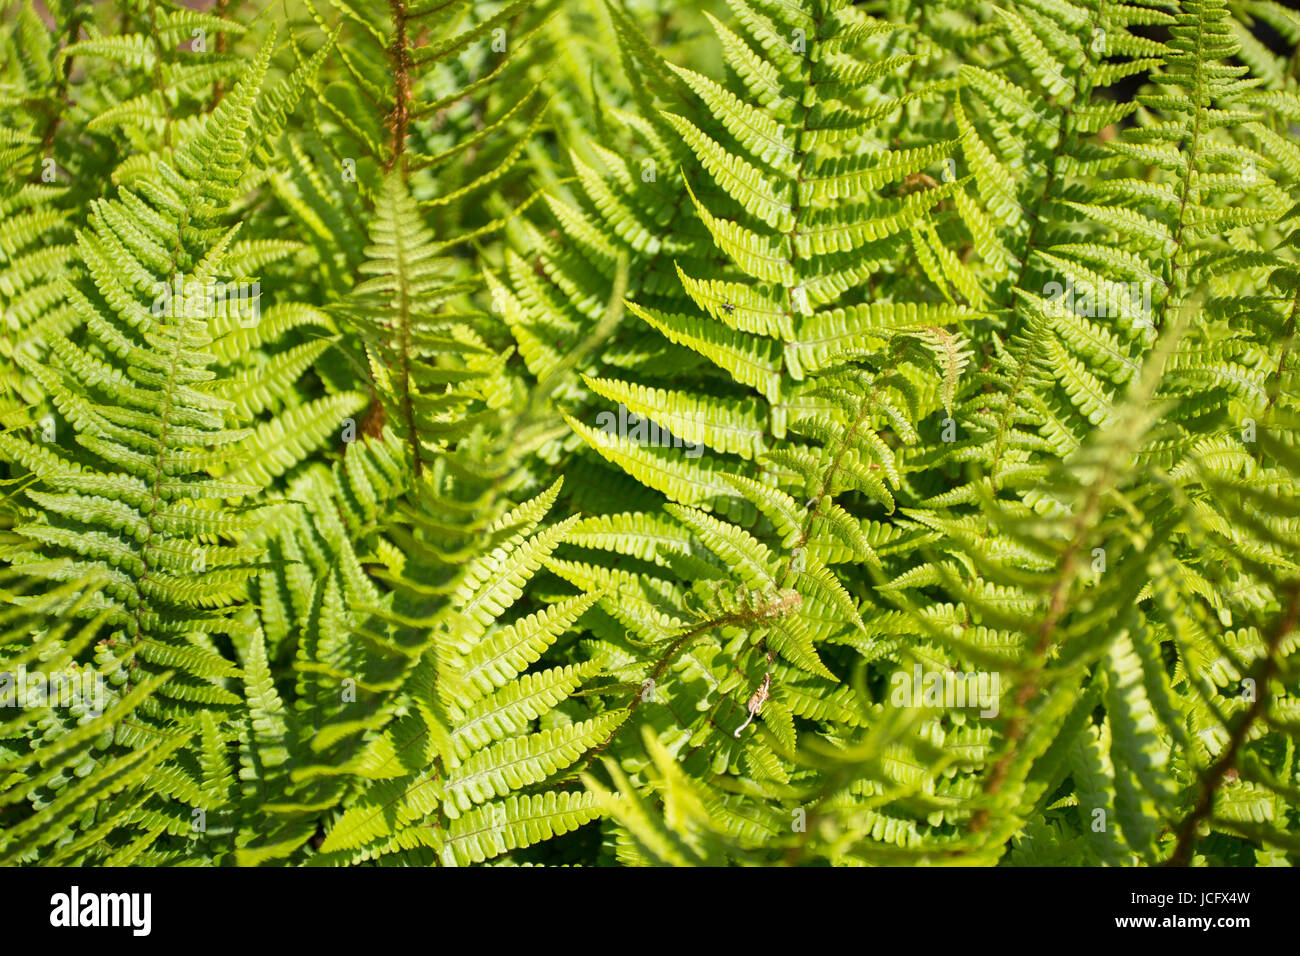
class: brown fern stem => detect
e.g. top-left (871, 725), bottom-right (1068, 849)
top-left (1165, 581), bottom-right (1300, 866)
top-left (31, 5), bottom-right (84, 181)
top-left (561, 597), bottom-right (799, 785)
top-left (385, 0), bottom-right (413, 173)
top-left (211, 0), bottom-right (231, 109)
top-left (971, 466), bottom-right (1112, 833)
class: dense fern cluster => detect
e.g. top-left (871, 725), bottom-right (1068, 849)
top-left (1, 0), bottom-right (1297, 867)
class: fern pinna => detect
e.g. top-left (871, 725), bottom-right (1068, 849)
top-left (1, 0), bottom-right (1298, 868)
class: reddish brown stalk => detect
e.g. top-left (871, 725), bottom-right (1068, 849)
top-left (1165, 582), bottom-right (1300, 866)
top-left (31, 7), bottom-right (83, 181)
top-left (971, 474), bottom-right (1111, 833)
top-left (211, 0), bottom-right (231, 109)
top-left (385, 0), bottom-right (413, 173)
top-left (562, 595), bottom-right (800, 786)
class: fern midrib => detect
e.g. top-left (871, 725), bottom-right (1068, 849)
top-left (146, 0), bottom-right (174, 149)
top-left (119, 103), bottom-right (255, 671)
top-left (775, 5), bottom-right (821, 435)
top-left (388, 203), bottom-right (424, 478)
top-left (384, 0), bottom-right (413, 173)
top-left (33, 5), bottom-right (82, 180)
top-left (558, 602), bottom-right (782, 786)
top-left (1162, 1), bottom-right (1211, 329)
top-left (1262, 280), bottom-right (1300, 415)
top-left (971, 438), bottom-right (1123, 836)
top-left (694, 4), bottom-right (851, 704)
top-left (1001, 0), bottom-right (1107, 339)
top-left (548, 164), bottom-right (694, 475)
top-left (210, 0), bottom-right (231, 109)
top-left (126, 202), bottom-right (202, 653)
top-left (1166, 577), bottom-right (1300, 865)
top-left (974, 0), bottom-right (1112, 647)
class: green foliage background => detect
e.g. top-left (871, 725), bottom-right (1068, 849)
top-left (1, 0), bottom-right (1298, 866)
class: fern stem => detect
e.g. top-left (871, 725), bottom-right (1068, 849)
top-left (385, 0), bottom-right (413, 173)
top-left (146, 0), bottom-right (173, 149)
top-left (1166, 580), bottom-right (1300, 865)
top-left (561, 603), bottom-right (786, 785)
top-left (210, 0), bottom-right (232, 109)
top-left (31, 0), bottom-right (85, 180)
top-left (1160, 0), bottom-right (1211, 330)
top-left (971, 445), bottom-right (1117, 834)
top-left (1262, 277), bottom-right (1300, 416)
